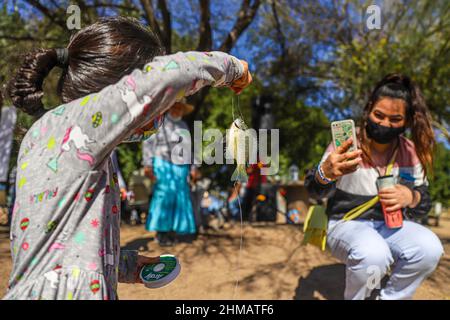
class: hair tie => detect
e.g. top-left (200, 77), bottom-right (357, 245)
top-left (55, 48), bottom-right (69, 68)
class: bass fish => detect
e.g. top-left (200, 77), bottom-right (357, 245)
top-left (227, 118), bottom-right (249, 182)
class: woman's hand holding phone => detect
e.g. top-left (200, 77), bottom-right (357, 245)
top-left (318, 138), bottom-right (363, 183)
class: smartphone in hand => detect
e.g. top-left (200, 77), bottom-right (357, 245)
top-left (331, 119), bottom-right (357, 152)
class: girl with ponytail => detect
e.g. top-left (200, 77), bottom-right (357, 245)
top-left (4, 16), bottom-right (252, 300)
top-left (306, 73), bottom-right (443, 300)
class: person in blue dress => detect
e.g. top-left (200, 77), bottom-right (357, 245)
top-left (143, 100), bottom-right (198, 246)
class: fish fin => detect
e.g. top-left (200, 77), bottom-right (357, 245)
top-left (231, 165), bottom-right (248, 182)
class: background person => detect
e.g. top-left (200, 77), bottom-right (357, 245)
top-left (0, 92), bottom-right (17, 231)
top-left (143, 100), bottom-right (198, 246)
top-left (305, 74), bottom-right (444, 300)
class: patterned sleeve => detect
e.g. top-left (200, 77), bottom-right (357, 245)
top-left (41, 51), bottom-right (244, 173)
top-left (403, 162), bottom-right (432, 219)
top-left (305, 142), bottom-right (336, 199)
top-left (405, 184), bottom-right (432, 219)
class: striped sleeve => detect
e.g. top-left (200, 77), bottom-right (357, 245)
top-left (305, 142), bottom-right (336, 199)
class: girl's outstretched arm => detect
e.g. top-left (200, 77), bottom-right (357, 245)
top-left (23, 51), bottom-right (248, 173)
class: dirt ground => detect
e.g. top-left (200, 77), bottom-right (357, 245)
top-left (1, 216), bottom-right (449, 300)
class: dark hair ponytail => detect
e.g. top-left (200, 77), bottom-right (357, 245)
top-left (405, 76), bottom-right (435, 175)
top-left (8, 16), bottom-right (164, 118)
top-left (359, 73), bottom-right (435, 176)
top-left (8, 49), bottom-right (58, 117)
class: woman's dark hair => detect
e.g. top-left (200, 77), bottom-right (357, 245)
top-left (8, 16), bottom-right (164, 118)
top-left (359, 73), bottom-right (435, 175)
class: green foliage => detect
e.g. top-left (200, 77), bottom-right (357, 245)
top-left (327, 0), bottom-right (450, 205)
top-left (274, 100), bottom-right (330, 178)
top-left (332, 0), bottom-right (450, 122)
top-left (199, 79), bottom-right (330, 186)
top-left (116, 142), bottom-right (142, 183)
top-left (0, 1), bottom-right (448, 206)
top-left (429, 143), bottom-right (450, 207)
top-left (249, 0), bottom-right (450, 204)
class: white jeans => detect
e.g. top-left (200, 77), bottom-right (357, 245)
top-left (327, 219), bottom-right (444, 300)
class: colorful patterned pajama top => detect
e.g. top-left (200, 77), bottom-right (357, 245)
top-left (3, 51), bottom-right (244, 300)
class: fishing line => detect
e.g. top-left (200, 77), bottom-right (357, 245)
top-left (231, 95), bottom-right (235, 123)
top-left (232, 180), bottom-right (244, 299)
top-left (230, 94), bottom-right (244, 300)
top-left (236, 95), bottom-right (244, 121)
top-left (231, 95), bottom-right (244, 123)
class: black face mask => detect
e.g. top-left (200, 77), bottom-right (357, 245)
top-left (366, 118), bottom-right (405, 144)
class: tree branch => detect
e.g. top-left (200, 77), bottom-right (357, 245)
top-left (0, 34), bottom-right (60, 42)
top-left (24, 0), bottom-right (67, 29)
top-left (219, 0), bottom-right (261, 52)
top-left (157, 0), bottom-right (172, 53)
top-left (432, 120), bottom-right (450, 144)
top-left (74, 0), bottom-right (98, 24)
top-left (139, 0), bottom-right (165, 50)
top-left (270, 0), bottom-right (287, 66)
top-left (188, 0), bottom-right (261, 128)
top-left (197, 0), bottom-right (212, 51)
top-left (86, 3), bottom-right (140, 12)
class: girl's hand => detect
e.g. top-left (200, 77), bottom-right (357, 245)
top-left (320, 138), bottom-right (363, 181)
top-left (120, 188), bottom-right (127, 201)
top-left (134, 255), bottom-right (161, 284)
top-left (230, 60), bottom-right (252, 95)
top-left (190, 167), bottom-right (201, 182)
top-left (144, 166), bottom-right (156, 182)
top-left (378, 184), bottom-right (416, 212)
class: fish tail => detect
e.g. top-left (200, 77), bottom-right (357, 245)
top-left (231, 165), bottom-right (248, 182)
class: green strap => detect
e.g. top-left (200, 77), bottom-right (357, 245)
top-left (342, 148), bottom-right (398, 221)
top-left (343, 196), bottom-right (379, 221)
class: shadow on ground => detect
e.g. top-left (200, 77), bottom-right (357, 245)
top-left (294, 263), bottom-right (346, 300)
top-left (121, 236), bottom-right (154, 252)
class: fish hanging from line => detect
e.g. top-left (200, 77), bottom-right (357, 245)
top-left (227, 118), bottom-right (249, 182)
